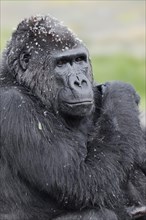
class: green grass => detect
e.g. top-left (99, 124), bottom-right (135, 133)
top-left (91, 54), bottom-right (145, 110)
top-left (0, 29), bottom-right (12, 51)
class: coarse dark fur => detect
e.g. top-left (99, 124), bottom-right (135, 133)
top-left (0, 15), bottom-right (146, 220)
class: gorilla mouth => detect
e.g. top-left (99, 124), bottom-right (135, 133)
top-left (61, 100), bottom-right (94, 116)
top-left (65, 100), bottom-right (93, 107)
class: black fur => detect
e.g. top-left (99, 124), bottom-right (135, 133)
top-left (0, 15), bottom-right (146, 220)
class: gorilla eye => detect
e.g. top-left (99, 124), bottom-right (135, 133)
top-left (23, 54), bottom-right (30, 63)
top-left (57, 59), bottom-right (67, 67)
top-left (20, 52), bottom-right (31, 70)
top-left (75, 56), bottom-right (86, 63)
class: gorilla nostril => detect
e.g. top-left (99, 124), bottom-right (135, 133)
top-left (82, 80), bottom-right (87, 86)
top-left (74, 81), bottom-right (81, 87)
top-left (74, 80), bottom-right (87, 88)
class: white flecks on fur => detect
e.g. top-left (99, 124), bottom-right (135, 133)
top-left (38, 121), bottom-right (42, 130)
top-left (43, 111), bottom-right (48, 116)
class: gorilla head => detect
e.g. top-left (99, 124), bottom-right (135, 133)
top-left (5, 15), bottom-right (94, 117)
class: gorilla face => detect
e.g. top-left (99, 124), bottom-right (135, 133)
top-left (6, 15), bottom-right (94, 117)
top-left (53, 47), bottom-right (94, 116)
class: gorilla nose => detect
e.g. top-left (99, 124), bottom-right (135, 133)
top-left (70, 75), bottom-right (89, 91)
top-left (74, 76), bottom-right (87, 88)
top-left (68, 74), bottom-right (93, 100)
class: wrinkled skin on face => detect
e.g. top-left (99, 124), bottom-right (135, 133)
top-left (54, 47), bottom-right (94, 116)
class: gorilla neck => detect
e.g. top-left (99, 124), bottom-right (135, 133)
top-left (64, 114), bottom-right (84, 127)
top-left (61, 113), bottom-right (92, 135)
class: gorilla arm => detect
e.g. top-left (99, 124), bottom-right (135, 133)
top-left (92, 81), bottom-right (144, 170)
top-left (0, 87), bottom-right (118, 218)
top-left (91, 81), bottom-right (146, 219)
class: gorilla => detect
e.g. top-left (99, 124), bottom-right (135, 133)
top-left (0, 15), bottom-right (146, 220)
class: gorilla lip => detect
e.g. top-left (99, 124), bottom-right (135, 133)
top-left (65, 100), bottom-right (93, 106)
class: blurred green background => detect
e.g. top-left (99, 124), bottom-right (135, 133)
top-left (1, 0), bottom-right (145, 111)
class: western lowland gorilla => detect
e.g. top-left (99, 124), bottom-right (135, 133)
top-left (0, 15), bottom-right (146, 220)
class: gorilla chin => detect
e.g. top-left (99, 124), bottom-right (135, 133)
top-left (60, 100), bottom-right (94, 117)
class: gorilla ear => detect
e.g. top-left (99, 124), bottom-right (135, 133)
top-left (20, 51), bottom-right (31, 70)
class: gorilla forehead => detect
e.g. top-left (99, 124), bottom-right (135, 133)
top-left (13, 15), bottom-right (83, 52)
top-left (51, 46), bottom-right (89, 60)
